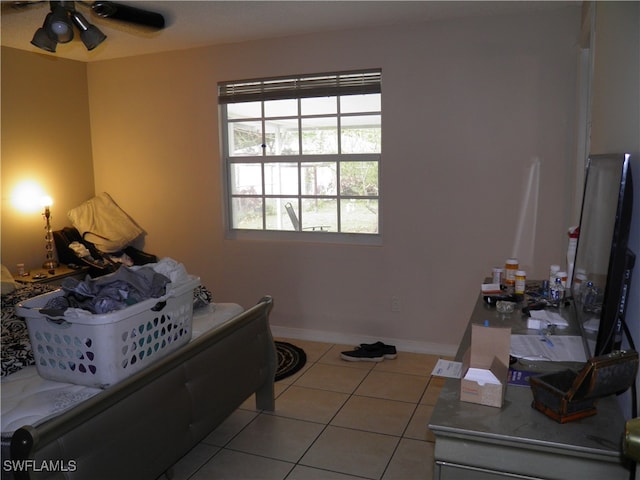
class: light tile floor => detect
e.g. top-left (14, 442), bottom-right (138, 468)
top-left (166, 339), bottom-right (445, 480)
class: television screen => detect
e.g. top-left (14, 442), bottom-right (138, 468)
top-left (573, 153), bottom-right (634, 356)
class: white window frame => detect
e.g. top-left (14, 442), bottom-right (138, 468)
top-left (219, 70), bottom-right (382, 245)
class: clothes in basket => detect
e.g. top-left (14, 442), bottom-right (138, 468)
top-left (43, 266), bottom-right (171, 315)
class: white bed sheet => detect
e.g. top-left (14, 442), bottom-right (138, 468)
top-left (1, 303), bottom-right (244, 435)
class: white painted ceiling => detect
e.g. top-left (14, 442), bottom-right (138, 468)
top-left (1, 1), bottom-right (578, 62)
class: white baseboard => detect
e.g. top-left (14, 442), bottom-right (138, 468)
top-left (270, 325), bottom-right (458, 358)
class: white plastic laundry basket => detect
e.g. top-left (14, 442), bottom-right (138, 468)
top-left (16, 275), bottom-right (200, 388)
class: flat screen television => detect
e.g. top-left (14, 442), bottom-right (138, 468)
top-left (573, 153), bottom-right (634, 357)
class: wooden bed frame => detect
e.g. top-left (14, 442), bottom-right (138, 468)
top-left (3, 296), bottom-right (275, 480)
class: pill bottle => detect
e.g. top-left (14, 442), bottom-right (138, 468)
top-left (549, 264), bottom-right (560, 285)
top-left (556, 271), bottom-right (568, 289)
top-left (492, 267), bottom-right (504, 285)
top-left (515, 270), bottom-right (526, 295)
top-left (504, 258), bottom-right (518, 286)
top-left (17, 263), bottom-right (25, 276)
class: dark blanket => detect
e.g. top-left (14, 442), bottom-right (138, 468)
top-left (1, 283), bottom-right (59, 377)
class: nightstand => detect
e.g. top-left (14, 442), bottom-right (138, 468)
top-left (14, 265), bottom-right (90, 286)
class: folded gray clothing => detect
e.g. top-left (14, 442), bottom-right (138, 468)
top-left (44, 266), bottom-right (170, 315)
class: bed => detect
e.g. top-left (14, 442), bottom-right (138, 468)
top-left (1, 271), bottom-right (276, 480)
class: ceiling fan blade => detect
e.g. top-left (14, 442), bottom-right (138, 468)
top-left (2, 1), bottom-right (45, 12)
top-left (89, 1), bottom-right (165, 29)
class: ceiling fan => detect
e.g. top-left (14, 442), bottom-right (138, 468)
top-left (7, 1), bottom-right (165, 52)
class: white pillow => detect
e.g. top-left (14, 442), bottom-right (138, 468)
top-left (68, 193), bottom-right (143, 253)
top-left (1, 264), bottom-right (18, 294)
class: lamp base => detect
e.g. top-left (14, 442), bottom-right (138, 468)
top-left (624, 417), bottom-right (640, 461)
top-left (43, 260), bottom-right (59, 271)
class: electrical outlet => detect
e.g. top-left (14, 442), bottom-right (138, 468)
top-left (391, 296), bottom-right (401, 312)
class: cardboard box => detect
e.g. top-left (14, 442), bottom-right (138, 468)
top-left (460, 323), bottom-right (511, 408)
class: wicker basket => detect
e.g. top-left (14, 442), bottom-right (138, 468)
top-left (529, 350), bottom-right (638, 423)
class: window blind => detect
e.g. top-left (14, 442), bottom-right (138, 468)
top-left (218, 69), bottom-right (381, 104)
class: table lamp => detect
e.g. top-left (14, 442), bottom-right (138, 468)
top-left (41, 196), bottom-right (59, 271)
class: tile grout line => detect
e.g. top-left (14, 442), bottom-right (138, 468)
top-left (376, 369), bottom-right (434, 480)
top-left (185, 341), bottom-right (439, 480)
top-left (290, 346), bottom-right (430, 480)
top-left (282, 344), bottom-right (384, 479)
top-left (285, 343), bottom-right (437, 480)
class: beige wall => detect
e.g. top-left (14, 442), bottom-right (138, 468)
top-left (591, 3), bottom-right (640, 156)
top-left (2, 7), bottom-right (581, 354)
top-left (1, 48), bottom-right (95, 272)
top-left (85, 8), bottom-right (580, 353)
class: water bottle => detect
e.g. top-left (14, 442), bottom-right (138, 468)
top-left (573, 271), bottom-right (587, 299)
top-left (549, 277), bottom-right (564, 304)
top-left (582, 281), bottom-right (599, 312)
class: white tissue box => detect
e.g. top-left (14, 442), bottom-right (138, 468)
top-left (460, 323), bottom-right (511, 408)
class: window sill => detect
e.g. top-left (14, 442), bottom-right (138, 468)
top-left (225, 229), bottom-right (382, 246)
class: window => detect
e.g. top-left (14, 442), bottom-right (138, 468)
top-left (219, 70), bottom-right (381, 238)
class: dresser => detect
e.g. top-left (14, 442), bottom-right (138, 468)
top-left (429, 292), bottom-right (632, 480)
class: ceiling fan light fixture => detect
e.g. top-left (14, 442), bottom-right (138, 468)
top-left (45, 4), bottom-right (74, 43)
top-left (71, 11), bottom-right (106, 50)
top-left (31, 22), bottom-right (57, 52)
top-left (26, 1), bottom-right (165, 54)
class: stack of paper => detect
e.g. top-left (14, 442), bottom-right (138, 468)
top-left (510, 335), bottom-right (587, 362)
top-left (526, 310), bottom-right (569, 330)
